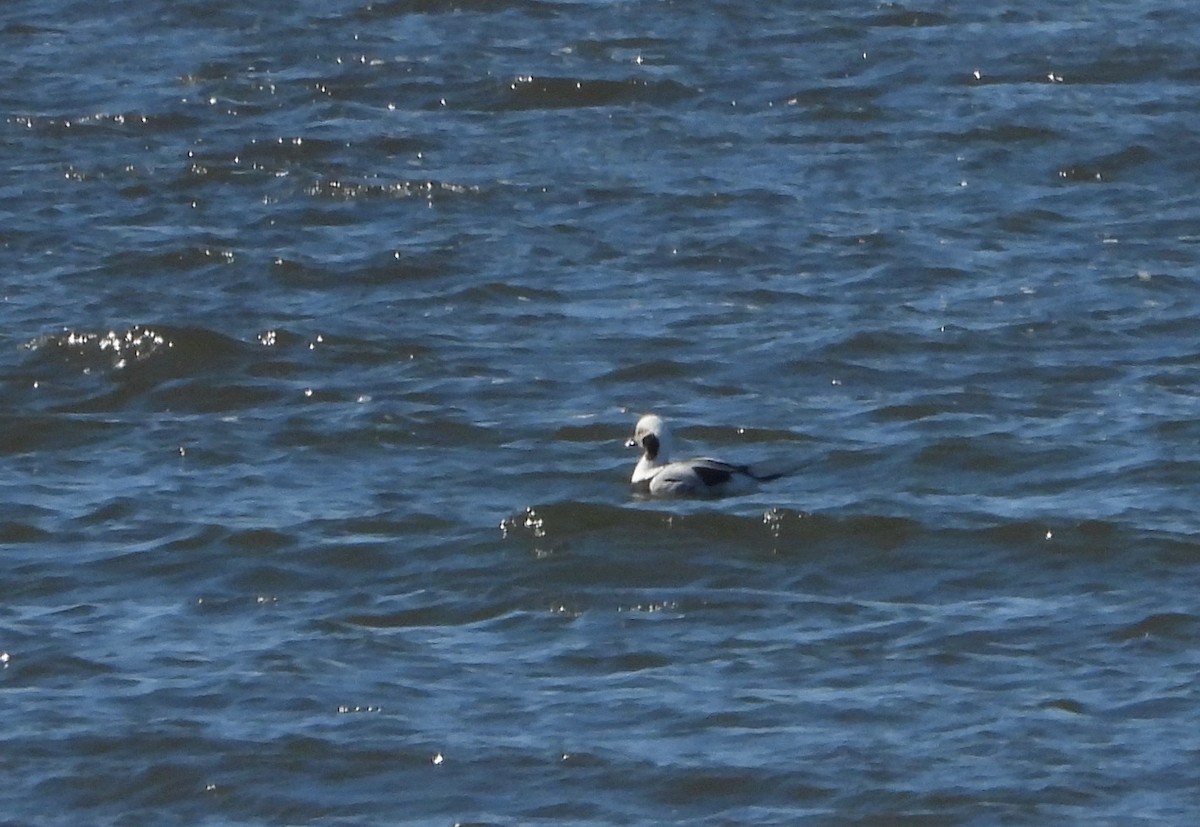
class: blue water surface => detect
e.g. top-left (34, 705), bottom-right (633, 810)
top-left (3, 1), bottom-right (1200, 824)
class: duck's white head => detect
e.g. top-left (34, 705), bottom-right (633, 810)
top-left (626, 413), bottom-right (672, 467)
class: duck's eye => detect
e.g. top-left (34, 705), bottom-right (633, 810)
top-left (642, 433), bottom-right (660, 460)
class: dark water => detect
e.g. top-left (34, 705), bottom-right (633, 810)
top-left (3, 0), bottom-right (1200, 824)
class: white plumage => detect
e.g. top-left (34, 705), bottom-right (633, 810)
top-left (626, 413), bottom-right (780, 497)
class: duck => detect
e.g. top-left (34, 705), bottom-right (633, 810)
top-left (626, 413), bottom-right (782, 496)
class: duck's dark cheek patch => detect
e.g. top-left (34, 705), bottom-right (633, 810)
top-left (642, 434), bottom-right (660, 460)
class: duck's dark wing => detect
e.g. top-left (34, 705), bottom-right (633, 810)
top-left (688, 458), bottom-right (751, 487)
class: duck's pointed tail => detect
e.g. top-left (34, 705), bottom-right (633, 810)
top-left (742, 459), bottom-right (801, 483)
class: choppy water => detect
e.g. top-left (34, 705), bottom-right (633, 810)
top-left (3, 1), bottom-right (1200, 824)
